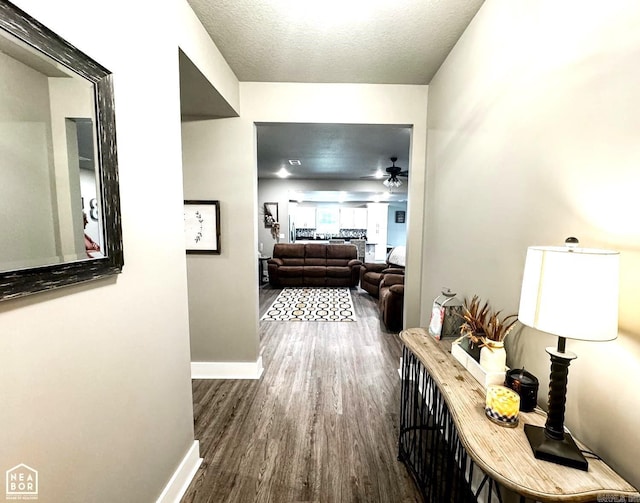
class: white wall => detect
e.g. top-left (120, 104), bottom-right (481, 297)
top-left (424, 0), bottom-right (640, 487)
top-left (0, 1), bottom-right (197, 501)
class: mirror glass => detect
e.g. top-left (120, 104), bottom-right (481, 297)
top-left (0, 2), bottom-right (123, 300)
top-left (0, 30), bottom-right (102, 271)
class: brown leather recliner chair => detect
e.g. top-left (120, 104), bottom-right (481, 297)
top-left (379, 273), bottom-right (404, 332)
top-left (360, 263), bottom-right (404, 297)
top-left (359, 246), bottom-right (406, 297)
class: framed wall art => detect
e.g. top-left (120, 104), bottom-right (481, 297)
top-left (184, 200), bottom-right (221, 254)
top-left (264, 202), bottom-right (278, 227)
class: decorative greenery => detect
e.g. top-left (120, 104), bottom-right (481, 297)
top-left (458, 295), bottom-right (490, 347)
top-left (482, 310), bottom-right (518, 343)
top-left (456, 295), bottom-right (517, 348)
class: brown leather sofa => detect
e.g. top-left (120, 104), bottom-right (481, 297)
top-left (379, 273), bottom-right (404, 332)
top-left (268, 243), bottom-right (362, 288)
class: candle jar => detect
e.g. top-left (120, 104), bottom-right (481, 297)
top-left (505, 369), bottom-right (539, 412)
top-left (485, 385), bottom-right (520, 427)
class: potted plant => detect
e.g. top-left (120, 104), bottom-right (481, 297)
top-left (478, 310), bottom-right (518, 372)
top-left (456, 295), bottom-right (490, 361)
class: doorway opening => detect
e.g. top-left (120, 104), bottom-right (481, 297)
top-left (256, 122), bottom-right (411, 266)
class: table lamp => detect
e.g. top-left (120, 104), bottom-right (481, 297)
top-left (517, 237), bottom-right (619, 470)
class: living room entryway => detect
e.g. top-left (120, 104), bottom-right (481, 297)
top-left (256, 122), bottom-right (410, 266)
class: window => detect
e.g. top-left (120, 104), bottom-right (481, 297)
top-left (315, 207), bottom-right (340, 235)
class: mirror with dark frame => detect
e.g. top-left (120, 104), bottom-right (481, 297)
top-left (0, 1), bottom-right (123, 301)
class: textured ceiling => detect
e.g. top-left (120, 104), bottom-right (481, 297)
top-left (186, 0), bottom-right (484, 85)
top-left (257, 123), bottom-right (411, 180)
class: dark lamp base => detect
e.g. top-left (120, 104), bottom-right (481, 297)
top-left (524, 424), bottom-right (588, 471)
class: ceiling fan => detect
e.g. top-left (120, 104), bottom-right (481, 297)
top-left (382, 157), bottom-right (408, 188)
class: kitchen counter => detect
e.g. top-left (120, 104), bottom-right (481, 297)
top-left (294, 240), bottom-right (363, 245)
top-left (294, 238), bottom-right (360, 244)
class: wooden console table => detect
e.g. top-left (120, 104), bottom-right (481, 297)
top-left (398, 327), bottom-right (639, 503)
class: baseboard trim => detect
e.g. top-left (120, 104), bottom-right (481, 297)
top-left (191, 356), bottom-right (264, 379)
top-left (156, 440), bottom-right (202, 503)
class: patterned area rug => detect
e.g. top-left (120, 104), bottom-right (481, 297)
top-left (261, 287), bottom-right (356, 322)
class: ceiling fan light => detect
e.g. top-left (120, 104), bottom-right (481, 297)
top-left (383, 176), bottom-right (402, 188)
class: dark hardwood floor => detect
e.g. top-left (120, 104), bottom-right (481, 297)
top-left (181, 286), bottom-right (422, 503)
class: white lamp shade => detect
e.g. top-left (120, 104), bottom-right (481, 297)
top-left (518, 245), bottom-right (620, 342)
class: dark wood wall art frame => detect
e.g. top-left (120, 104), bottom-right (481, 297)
top-left (184, 200), bottom-right (221, 254)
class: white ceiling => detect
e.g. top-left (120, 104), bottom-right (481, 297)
top-left (182, 0), bottom-right (484, 192)
top-left (186, 0), bottom-right (484, 85)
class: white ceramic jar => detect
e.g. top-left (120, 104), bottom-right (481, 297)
top-left (480, 340), bottom-right (506, 372)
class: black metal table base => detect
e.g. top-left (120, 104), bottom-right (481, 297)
top-left (398, 347), bottom-right (530, 503)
